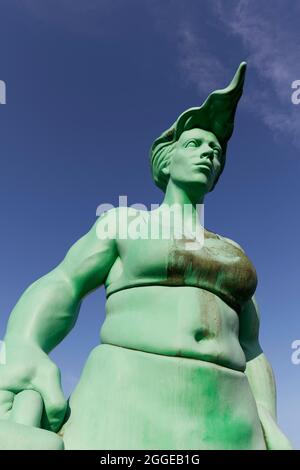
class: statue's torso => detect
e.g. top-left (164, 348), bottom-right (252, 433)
top-left (99, 209), bottom-right (257, 372)
top-left (105, 214), bottom-right (257, 313)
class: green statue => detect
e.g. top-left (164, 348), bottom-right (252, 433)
top-left (0, 62), bottom-right (293, 450)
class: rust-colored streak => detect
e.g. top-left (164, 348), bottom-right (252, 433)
top-left (159, 229), bottom-right (257, 314)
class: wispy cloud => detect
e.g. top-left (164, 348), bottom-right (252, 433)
top-left (215, 0), bottom-right (296, 99)
top-left (16, 0), bottom-right (300, 146)
top-left (213, 0), bottom-right (300, 145)
top-left (177, 26), bottom-right (227, 95)
top-left (147, 1), bottom-right (237, 99)
top-left (152, 0), bottom-right (300, 147)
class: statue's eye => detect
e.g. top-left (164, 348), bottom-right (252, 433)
top-left (185, 140), bottom-right (198, 148)
top-left (213, 147), bottom-right (222, 157)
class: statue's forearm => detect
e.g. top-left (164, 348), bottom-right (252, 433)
top-left (4, 267), bottom-right (81, 353)
top-left (245, 352), bottom-right (277, 420)
top-left (245, 353), bottom-right (293, 449)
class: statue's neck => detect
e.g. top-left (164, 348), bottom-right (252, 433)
top-left (161, 180), bottom-right (205, 209)
top-left (159, 181), bottom-right (205, 231)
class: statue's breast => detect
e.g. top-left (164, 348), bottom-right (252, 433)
top-left (105, 224), bottom-right (257, 314)
top-left (159, 232), bottom-right (257, 313)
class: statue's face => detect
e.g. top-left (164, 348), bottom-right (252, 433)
top-left (164, 128), bottom-right (223, 196)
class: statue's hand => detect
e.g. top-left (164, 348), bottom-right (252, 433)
top-left (0, 341), bottom-right (67, 432)
top-left (257, 403), bottom-right (293, 450)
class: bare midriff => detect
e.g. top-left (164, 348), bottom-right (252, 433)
top-left (100, 285), bottom-right (247, 372)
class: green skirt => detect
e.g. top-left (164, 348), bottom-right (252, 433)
top-left (62, 344), bottom-right (266, 450)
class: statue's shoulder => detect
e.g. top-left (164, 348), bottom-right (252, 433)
top-left (96, 206), bottom-right (134, 221)
top-left (111, 206), bottom-right (144, 220)
top-left (95, 206), bottom-right (143, 232)
top-left (217, 234), bottom-right (245, 253)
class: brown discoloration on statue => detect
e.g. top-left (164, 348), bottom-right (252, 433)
top-left (159, 229), bottom-right (257, 314)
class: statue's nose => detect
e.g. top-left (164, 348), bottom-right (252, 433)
top-left (200, 146), bottom-right (214, 160)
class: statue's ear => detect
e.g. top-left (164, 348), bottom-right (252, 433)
top-left (162, 166), bottom-right (170, 176)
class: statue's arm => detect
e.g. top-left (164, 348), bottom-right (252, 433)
top-left (0, 209), bottom-right (118, 431)
top-left (4, 210), bottom-right (117, 351)
top-left (239, 296), bottom-right (293, 449)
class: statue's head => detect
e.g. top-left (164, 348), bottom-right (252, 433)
top-left (150, 62), bottom-right (247, 196)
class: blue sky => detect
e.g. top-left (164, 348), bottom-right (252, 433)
top-left (0, 0), bottom-right (299, 448)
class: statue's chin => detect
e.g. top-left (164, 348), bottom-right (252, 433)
top-left (178, 178), bottom-right (212, 199)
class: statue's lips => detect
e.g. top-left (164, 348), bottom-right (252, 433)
top-left (194, 162), bottom-right (212, 173)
